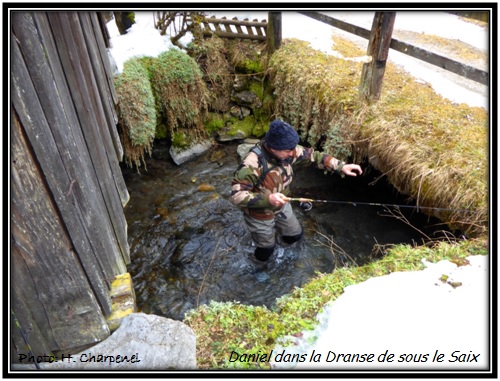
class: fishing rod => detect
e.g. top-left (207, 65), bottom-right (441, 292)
top-left (283, 196), bottom-right (475, 213)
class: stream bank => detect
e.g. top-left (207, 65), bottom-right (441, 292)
top-left (121, 140), bottom-right (451, 321)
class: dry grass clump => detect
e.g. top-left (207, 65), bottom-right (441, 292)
top-left (269, 38), bottom-right (367, 160)
top-left (268, 38), bottom-right (488, 237)
top-left (114, 58), bottom-right (156, 169)
top-left (359, 63), bottom-right (488, 236)
top-left (190, 35), bottom-right (234, 112)
top-left (150, 48), bottom-right (210, 141)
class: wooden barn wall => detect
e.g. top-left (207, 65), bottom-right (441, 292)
top-left (10, 11), bottom-right (130, 357)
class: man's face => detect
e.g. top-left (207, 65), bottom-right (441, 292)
top-left (269, 147), bottom-right (295, 161)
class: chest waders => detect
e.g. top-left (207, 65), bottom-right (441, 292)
top-left (249, 146), bottom-right (304, 262)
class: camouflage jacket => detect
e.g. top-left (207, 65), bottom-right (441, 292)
top-left (230, 142), bottom-right (343, 219)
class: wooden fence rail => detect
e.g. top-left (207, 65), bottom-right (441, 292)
top-left (201, 16), bottom-right (267, 41)
top-left (297, 11), bottom-right (488, 86)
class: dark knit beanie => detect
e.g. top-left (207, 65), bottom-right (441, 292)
top-left (265, 120), bottom-right (299, 150)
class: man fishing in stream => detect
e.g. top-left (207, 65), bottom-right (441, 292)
top-left (231, 119), bottom-right (363, 263)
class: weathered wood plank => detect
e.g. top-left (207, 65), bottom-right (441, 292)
top-left (204, 17), bottom-right (267, 28)
top-left (202, 30), bottom-right (267, 41)
top-left (232, 17), bottom-right (244, 34)
top-left (96, 11), bottom-right (111, 48)
top-left (80, 12), bottom-right (130, 209)
top-left (220, 16), bottom-right (231, 33)
top-left (70, 12), bottom-right (130, 259)
top-left (85, 12), bottom-right (123, 162)
top-left (210, 15), bottom-right (222, 31)
top-left (11, 13), bottom-right (116, 313)
top-left (253, 19), bottom-right (264, 37)
top-left (18, 11), bottom-right (126, 276)
top-left (243, 18), bottom-right (255, 36)
top-left (202, 20), bottom-right (212, 33)
top-left (200, 16), bottom-right (268, 41)
top-left (11, 109), bottom-right (110, 352)
top-left (11, 250), bottom-right (55, 359)
top-left (47, 12), bottom-right (130, 264)
top-left (389, 38), bottom-right (488, 85)
top-left (92, 13), bottom-right (119, 108)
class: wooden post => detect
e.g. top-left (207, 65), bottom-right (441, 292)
top-left (359, 12), bottom-right (396, 102)
top-left (113, 12), bottom-right (135, 35)
top-left (267, 12), bottom-right (281, 55)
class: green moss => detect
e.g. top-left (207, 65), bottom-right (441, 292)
top-left (226, 116), bottom-right (255, 137)
top-left (248, 81), bottom-right (264, 100)
top-left (204, 113), bottom-right (225, 134)
top-left (153, 48), bottom-right (204, 84)
top-left (237, 58), bottom-right (263, 74)
top-left (251, 121), bottom-right (268, 138)
top-left (136, 56), bottom-right (156, 80)
top-left (171, 131), bottom-right (190, 149)
top-left (155, 122), bottom-right (167, 139)
top-left (228, 39), bottom-right (266, 75)
top-left (115, 58), bottom-right (156, 146)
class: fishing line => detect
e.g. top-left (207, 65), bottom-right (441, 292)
top-left (284, 197), bottom-right (476, 213)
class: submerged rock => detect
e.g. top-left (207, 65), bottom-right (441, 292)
top-left (169, 140), bottom-right (212, 165)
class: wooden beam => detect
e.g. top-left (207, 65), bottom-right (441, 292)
top-left (267, 12), bottom-right (282, 55)
top-left (202, 30), bottom-right (266, 41)
top-left (298, 11), bottom-right (370, 39)
top-left (204, 16), bottom-right (267, 28)
top-left (389, 38), bottom-right (488, 85)
top-left (359, 12), bottom-right (396, 101)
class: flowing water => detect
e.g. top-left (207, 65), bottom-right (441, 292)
top-left (122, 140), bottom-right (447, 321)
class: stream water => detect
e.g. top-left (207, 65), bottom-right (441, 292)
top-left (121, 140), bottom-right (449, 321)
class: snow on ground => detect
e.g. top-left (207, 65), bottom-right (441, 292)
top-left (106, 11), bottom-right (492, 373)
top-left (271, 255), bottom-right (489, 371)
top-left (106, 13), bottom-right (175, 74)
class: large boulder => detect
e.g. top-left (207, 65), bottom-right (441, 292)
top-left (13, 313), bottom-right (197, 370)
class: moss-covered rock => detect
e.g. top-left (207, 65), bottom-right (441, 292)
top-left (204, 112), bottom-right (226, 135)
top-left (216, 115), bottom-right (267, 142)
